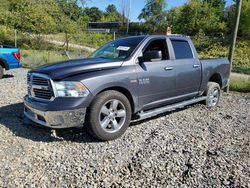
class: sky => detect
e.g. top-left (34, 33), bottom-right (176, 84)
top-left (85, 0), bottom-right (234, 22)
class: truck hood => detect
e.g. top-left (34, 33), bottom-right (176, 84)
top-left (31, 58), bottom-right (124, 80)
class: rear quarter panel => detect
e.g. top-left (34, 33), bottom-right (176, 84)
top-left (200, 58), bottom-right (230, 91)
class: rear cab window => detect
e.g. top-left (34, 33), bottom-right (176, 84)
top-left (170, 39), bottom-right (194, 59)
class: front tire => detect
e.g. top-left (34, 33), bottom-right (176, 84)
top-left (205, 82), bottom-right (221, 108)
top-left (86, 90), bottom-right (132, 141)
top-left (0, 65), bottom-right (4, 79)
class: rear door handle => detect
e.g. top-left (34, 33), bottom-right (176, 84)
top-left (193, 64), bottom-right (200, 68)
top-left (164, 66), bottom-right (173, 71)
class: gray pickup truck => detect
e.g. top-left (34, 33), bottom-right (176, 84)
top-left (24, 35), bottom-right (229, 140)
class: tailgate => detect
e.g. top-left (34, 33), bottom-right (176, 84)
top-left (0, 48), bottom-right (21, 69)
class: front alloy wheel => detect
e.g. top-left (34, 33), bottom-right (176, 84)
top-left (99, 99), bottom-right (126, 133)
top-left (86, 90), bottom-right (131, 141)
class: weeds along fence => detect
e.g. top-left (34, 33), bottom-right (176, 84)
top-left (0, 26), bottom-right (147, 50)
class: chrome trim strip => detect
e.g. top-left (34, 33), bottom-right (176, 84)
top-left (31, 85), bottom-right (50, 90)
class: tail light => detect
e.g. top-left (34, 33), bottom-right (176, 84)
top-left (13, 52), bottom-right (21, 61)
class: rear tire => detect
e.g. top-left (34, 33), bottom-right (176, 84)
top-left (0, 65), bottom-right (3, 79)
top-left (86, 90), bottom-right (132, 141)
top-left (204, 82), bottom-right (221, 108)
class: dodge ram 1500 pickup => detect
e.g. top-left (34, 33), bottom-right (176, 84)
top-left (0, 45), bottom-right (21, 78)
top-left (24, 35), bottom-right (229, 140)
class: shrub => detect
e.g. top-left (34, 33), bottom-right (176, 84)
top-left (71, 32), bottom-right (113, 48)
top-left (194, 34), bottom-right (250, 75)
top-left (0, 26), bottom-right (14, 45)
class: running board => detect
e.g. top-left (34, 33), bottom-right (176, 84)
top-left (137, 96), bottom-right (207, 121)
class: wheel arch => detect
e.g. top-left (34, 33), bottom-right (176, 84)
top-left (96, 86), bottom-right (135, 114)
top-left (209, 73), bottom-right (222, 88)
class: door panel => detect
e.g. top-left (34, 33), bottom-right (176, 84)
top-left (170, 39), bottom-right (202, 99)
top-left (136, 60), bottom-right (176, 110)
top-left (175, 58), bottom-right (201, 97)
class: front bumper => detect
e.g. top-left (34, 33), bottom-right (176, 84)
top-left (24, 100), bottom-right (86, 129)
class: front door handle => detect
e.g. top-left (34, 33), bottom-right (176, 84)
top-left (193, 64), bottom-right (200, 68)
top-left (164, 66), bottom-right (173, 71)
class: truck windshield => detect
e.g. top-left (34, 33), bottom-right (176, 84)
top-left (90, 36), bottom-right (145, 60)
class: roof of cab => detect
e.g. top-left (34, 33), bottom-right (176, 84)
top-left (120, 34), bottom-right (189, 41)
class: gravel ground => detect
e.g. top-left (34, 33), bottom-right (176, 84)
top-left (0, 68), bottom-right (249, 187)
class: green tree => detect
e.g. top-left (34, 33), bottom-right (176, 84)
top-left (138, 0), bottom-right (167, 33)
top-left (102, 4), bottom-right (122, 22)
top-left (56, 0), bottom-right (82, 21)
top-left (0, 0), bottom-right (10, 26)
top-left (106, 4), bottom-right (118, 13)
top-left (59, 16), bottom-right (78, 50)
top-left (225, 0), bottom-right (250, 38)
top-left (56, 0), bottom-right (82, 50)
top-left (8, 0), bottom-right (59, 34)
top-left (203, 0), bottom-right (226, 16)
top-left (84, 7), bottom-right (103, 22)
top-left (167, 6), bottom-right (182, 33)
top-left (0, 0), bottom-right (10, 11)
top-left (240, 0), bottom-right (250, 37)
top-left (167, 0), bottom-right (226, 35)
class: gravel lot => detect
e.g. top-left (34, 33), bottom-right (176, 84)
top-left (0, 68), bottom-right (249, 187)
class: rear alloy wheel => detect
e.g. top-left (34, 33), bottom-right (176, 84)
top-left (205, 82), bottom-right (221, 108)
top-left (0, 65), bottom-right (3, 79)
top-left (86, 90), bottom-right (132, 141)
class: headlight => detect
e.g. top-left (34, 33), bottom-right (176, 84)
top-left (54, 81), bottom-right (89, 97)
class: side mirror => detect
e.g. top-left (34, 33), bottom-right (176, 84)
top-left (139, 50), bottom-right (162, 62)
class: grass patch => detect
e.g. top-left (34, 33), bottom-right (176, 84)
top-left (49, 32), bottom-right (113, 48)
top-left (233, 66), bottom-right (250, 75)
top-left (229, 75), bottom-right (250, 92)
top-left (21, 50), bottom-right (68, 68)
top-left (21, 50), bottom-right (89, 69)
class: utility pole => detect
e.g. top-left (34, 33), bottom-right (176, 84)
top-left (126, 0), bottom-right (131, 35)
top-left (226, 0), bottom-right (242, 93)
top-left (121, 0), bottom-right (126, 25)
top-left (14, 29), bottom-right (17, 47)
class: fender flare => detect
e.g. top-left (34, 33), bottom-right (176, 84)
top-left (209, 73), bottom-right (222, 88)
top-left (91, 84), bottom-right (137, 114)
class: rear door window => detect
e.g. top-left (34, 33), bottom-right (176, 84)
top-left (171, 40), bottom-right (193, 59)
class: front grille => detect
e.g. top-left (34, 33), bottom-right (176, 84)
top-left (27, 74), bottom-right (31, 83)
top-left (27, 73), bottom-right (54, 101)
top-left (32, 76), bottom-right (49, 86)
top-left (33, 88), bottom-right (53, 100)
